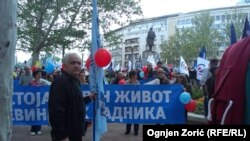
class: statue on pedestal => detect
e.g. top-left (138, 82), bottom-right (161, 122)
top-left (146, 27), bottom-right (156, 51)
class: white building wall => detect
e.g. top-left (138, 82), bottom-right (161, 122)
top-left (108, 3), bottom-right (250, 67)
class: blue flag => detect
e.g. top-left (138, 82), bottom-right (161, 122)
top-left (242, 17), bottom-right (250, 39)
top-left (90, 0), bottom-right (107, 141)
top-left (230, 23), bottom-right (237, 45)
top-left (198, 47), bottom-right (206, 59)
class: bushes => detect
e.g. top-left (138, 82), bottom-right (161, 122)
top-left (193, 97), bottom-right (205, 115)
top-left (191, 86), bottom-right (205, 115)
top-left (191, 86), bottom-right (203, 100)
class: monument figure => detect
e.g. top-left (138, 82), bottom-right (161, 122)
top-left (146, 27), bottom-right (156, 51)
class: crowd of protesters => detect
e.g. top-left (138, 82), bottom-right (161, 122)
top-left (13, 58), bottom-right (218, 137)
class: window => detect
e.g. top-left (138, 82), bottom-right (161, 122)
top-left (177, 20), bottom-right (181, 25)
top-left (221, 15), bottom-right (225, 22)
top-left (161, 35), bottom-right (165, 42)
top-left (216, 15), bottom-right (220, 21)
top-left (181, 20), bottom-right (185, 25)
top-left (125, 55), bottom-right (129, 60)
top-left (186, 19), bottom-right (191, 24)
top-left (226, 14), bottom-right (231, 20)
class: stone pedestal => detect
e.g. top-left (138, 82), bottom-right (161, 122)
top-left (141, 50), bottom-right (160, 66)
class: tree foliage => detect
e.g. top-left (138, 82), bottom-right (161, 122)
top-left (17, 0), bottom-right (142, 65)
top-left (161, 12), bottom-right (220, 65)
top-left (104, 31), bottom-right (123, 47)
top-left (221, 8), bottom-right (247, 44)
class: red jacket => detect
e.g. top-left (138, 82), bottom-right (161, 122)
top-left (208, 36), bottom-right (250, 124)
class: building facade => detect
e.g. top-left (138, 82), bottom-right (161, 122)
top-left (105, 14), bottom-right (177, 68)
top-left (107, 2), bottom-right (250, 68)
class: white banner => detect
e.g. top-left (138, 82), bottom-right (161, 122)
top-left (179, 56), bottom-right (189, 76)
top-left (196, 57), bottom-right (210, 80)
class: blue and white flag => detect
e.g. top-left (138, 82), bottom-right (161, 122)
top-left (198, 47), bottom-right (206, 59)
top-left (196, 57), bottom-right (210, 80)
top-left (90, 0), bottom-right (107, 141)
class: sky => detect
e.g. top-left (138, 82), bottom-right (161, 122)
top-left (140, 0), bottom-right (239, 18)
top-left (16, 0), bottom-right (241, 63)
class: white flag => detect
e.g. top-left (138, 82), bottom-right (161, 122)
top-left (196, 57), bottom-right (210, 80)
top-left (128, 61), bottom-right (132, 71)
top-left (179, 56), bottom-right (189, 76)
top-left (114, 63), bottom-right (120, 71)
top-left (147, 55), bottom-right (156, 68)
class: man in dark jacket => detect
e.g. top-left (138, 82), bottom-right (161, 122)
top-left (49, 53), bottom-right (95, 141)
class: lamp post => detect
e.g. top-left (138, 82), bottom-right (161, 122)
top-left (131, 47), bottom-right (134, 70)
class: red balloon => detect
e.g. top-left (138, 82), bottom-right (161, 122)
top-left (142, 66), bottom-right (147, 73)
top-left (119, 79), bottom-right (126, 85)
top-left (31, 66), bottom-right (37, 72)
top-left (184, 99), bottom-right (197, 112)
top-left (94, 48), bottom-right (112, 67)
top-left (85, 57), bottom-right (91, 70)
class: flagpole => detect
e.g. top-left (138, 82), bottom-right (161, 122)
top-left (90, 0), bottom-right (108, 140)
top-left (91, 0), bottom-right (98, 141)
top-left (93, 99), bottom-right (96, 141)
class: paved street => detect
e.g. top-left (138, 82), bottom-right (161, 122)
top-left (11, 123), bottom-right (143, 141)
top-left (11, 114), bottom-right (205, 141)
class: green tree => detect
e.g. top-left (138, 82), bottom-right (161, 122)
top-left (191, 12), bottom-right (220, 58)
top-left (161, 11), bottom-right (220, 65)
top-left (17, 0), bottom-right (142, 65)
top-left (222, 8), bottom-right (247, 45)
top-left (160, 29), bottom-right (181, 65)
top-left (104, 31), bottom-right (123, 47)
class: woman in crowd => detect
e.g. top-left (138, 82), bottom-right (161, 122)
top-left (29, 70), bottom-right (50, 135)
top-left (78, 69), bottom-right (92, 134)
top-left (177, 74), bottom-right (192, 123)
top-left (124, 70), bottom-right (140, 136)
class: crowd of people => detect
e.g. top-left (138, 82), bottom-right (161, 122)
top-left (13, 53), bottom-right (219, 140)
